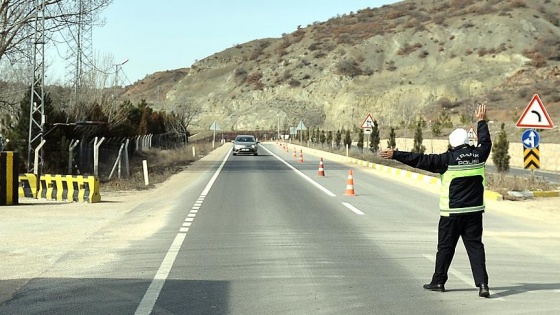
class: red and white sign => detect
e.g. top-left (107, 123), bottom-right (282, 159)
top-left (467, 126), bottom-right (477, 145)
top-left (516, 94), bottom-right (554, 129)
top-left (361, 114), bottom-right (375, 129)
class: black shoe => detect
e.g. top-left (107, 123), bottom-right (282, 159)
top-left (479, 284), bottom-right (490, 298)
top-left (423, 283), bottom-right (445, 292)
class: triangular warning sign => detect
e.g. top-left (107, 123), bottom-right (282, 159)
top-left (361, 114), bottom-right (375, 128)
top-left (516, 94), bottom-right (554, 129)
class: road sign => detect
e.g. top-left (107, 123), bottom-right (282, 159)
top-left (516, 94), bottom-right (554, 129)
top-left (523, 146), bottom-right (540, 170)
top-left (361, 114), bottom-right (375, 129)
top-left (467, 126), bottom-right (477, 145)
top-left (209, 121), bottom-right (220, 131)
top-left (296, 120), bottom-right (307, 131)
top-left (521, 129), bottom-right (540, 149)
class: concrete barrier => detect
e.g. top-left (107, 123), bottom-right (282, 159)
top-left (0, 151), bottom-right (19, 206)
top-left (39, 174), bottom-right (101, 203)
top-left (19, 173), bottom-right (39, 198)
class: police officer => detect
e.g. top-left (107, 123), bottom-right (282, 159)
top-left (380, 103), bottom-right (491, 298)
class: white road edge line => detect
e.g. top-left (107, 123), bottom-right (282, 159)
top-left (342, 202), bottom-right (365, 215)
top-left (135, 150), bottom-right (231, 315)
top-left (261, 145), bottom-right (336, 197)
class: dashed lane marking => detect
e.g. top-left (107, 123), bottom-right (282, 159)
top-left (342, 202), bottom-right (365, 215)
top-left (135, 149), bottom-right (231, 315)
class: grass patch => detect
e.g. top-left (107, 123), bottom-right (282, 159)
top-left (101, 141), bottom-right (215, 191)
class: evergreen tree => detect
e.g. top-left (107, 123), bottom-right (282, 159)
top-left (327, 130), bottom-right (333, 149)
top-left (492, 123), bottom-right (510, 173)
top-left (357, 129), bottom-right (364, 152)
top-left (412, 119), bottom-right (426, 153)
top-left (335, 129), bottom-right (342, 149)
top-left (369, 120), bottom-right (380, 153)
top-left (4, 87), bottom-right (67, 172)
top-left (319, 130), bottom-right (326, 147)
top-left (344, 129), bottom-right (352, 149)
top-left (387, 127), bottom-right (397, 149)
top-left (431, 120), bottom-right (442, 137)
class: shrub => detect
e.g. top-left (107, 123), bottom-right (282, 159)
top-left (288, 79), bottom-right (301, 87)
top-left (335, 59), bottom-right (363, 77)
top-left (510, 0), bottom-right (526, 8)
top-left (412, 120), bottom-right (426, 153)
top-left (397, 42), bottom-right (423, 56)
top-left (492, 123), bottom-right (510, 173)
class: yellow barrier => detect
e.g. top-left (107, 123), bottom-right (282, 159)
top-left (39, 174), bottom-right (101, 203)
top-left (19, 173), bottom-right (39, 198)
top-left (1, 151), bottom-right (19, 206)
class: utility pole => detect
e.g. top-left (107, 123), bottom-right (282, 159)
top-left (66, 0), bottom-right (94, 111)
top-left (28, 0), bottom-right (46, 174)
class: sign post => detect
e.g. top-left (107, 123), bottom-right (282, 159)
top-left (361, 114), bottom-right (375, 151)
top-left (210, 121), bottom-right (220, 148)
top-left (516, 94), bottom-right (554, 176)
top-left (516, 94), bottom-right (554, 129)
top-left (296, 120), bottom-right (307, 143)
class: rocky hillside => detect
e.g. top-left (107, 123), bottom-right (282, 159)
top-left (121, 0), bottom-right (560, 141)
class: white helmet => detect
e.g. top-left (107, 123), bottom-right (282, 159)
top-left (449, 128), bottom-right (469, 148)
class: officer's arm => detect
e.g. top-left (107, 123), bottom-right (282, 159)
top-left (475, 104), bottom-right (492, 161)
top-left (392, 151), bottom-right (448, 174)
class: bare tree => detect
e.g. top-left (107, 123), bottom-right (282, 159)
top-left (0, 0), bottom-right (111, 63)
top-left (396, 90), bottom-right (421, 129)
top-left (62, 52), bottom-right (115, 123)
top-left (169, 96), bottom-right (203, 134)
top-left (0, 61), bottom-right (28, 120)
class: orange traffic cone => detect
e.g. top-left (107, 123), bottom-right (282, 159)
top-left (298, 150), bottom-right (304, 163)
top-left (293, 147), bottom-right (297, 158)
top-left (318, 158), bottom-right (325, 176)
top-left (343, 170), bottom-right (356, 196)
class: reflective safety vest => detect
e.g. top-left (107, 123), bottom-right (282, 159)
top-left (439, 162), bottom-right (486, 216)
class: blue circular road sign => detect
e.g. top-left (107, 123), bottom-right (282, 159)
top-left (521, 129), bottom-right (540, 149)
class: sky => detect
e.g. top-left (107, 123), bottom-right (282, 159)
top-left (49, 0), bottom-right (400, 85)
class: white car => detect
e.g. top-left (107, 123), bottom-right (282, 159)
top-left (232, 135), bottom-right (259, 156)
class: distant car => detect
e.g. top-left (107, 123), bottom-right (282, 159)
top-left (232, 135), bottom-right (259, 156)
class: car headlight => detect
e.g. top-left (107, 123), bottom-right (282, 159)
top-left (234, 144), bottom-right (243, 149)
top-left (251, 144), bottom-right (256, 149)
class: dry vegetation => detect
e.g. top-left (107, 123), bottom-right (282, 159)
top-left (101, 141), bottom-right (215, 192)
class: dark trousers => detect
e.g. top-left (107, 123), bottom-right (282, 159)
top-left (431, 212), bottom-right (489, 286)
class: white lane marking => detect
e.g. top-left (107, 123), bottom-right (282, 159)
top-left (135, 233), bottom-right (186, 314)
top-left (342, 202), bottom-right (365, 215)
top-left (422, 254), bottom-right (502, 300)
top-left (187, 213), bottom-right (196, 218)
top-left (261, 145), bottom-right (336, 197)
top-left (182, 222), bottom-right (191, 227)
top-left (190, 210), bottom-right (199, 214)
top-left (135, 150), bottom-right (231, 315)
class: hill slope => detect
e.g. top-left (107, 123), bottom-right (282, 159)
top-left (122, 0), bottom-right (560, 141)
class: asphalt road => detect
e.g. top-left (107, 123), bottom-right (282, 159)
top-left (0, 143), bottom-right (558, 314)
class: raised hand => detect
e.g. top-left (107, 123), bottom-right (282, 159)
top-left (475, 103), bottom-right (486, 121)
